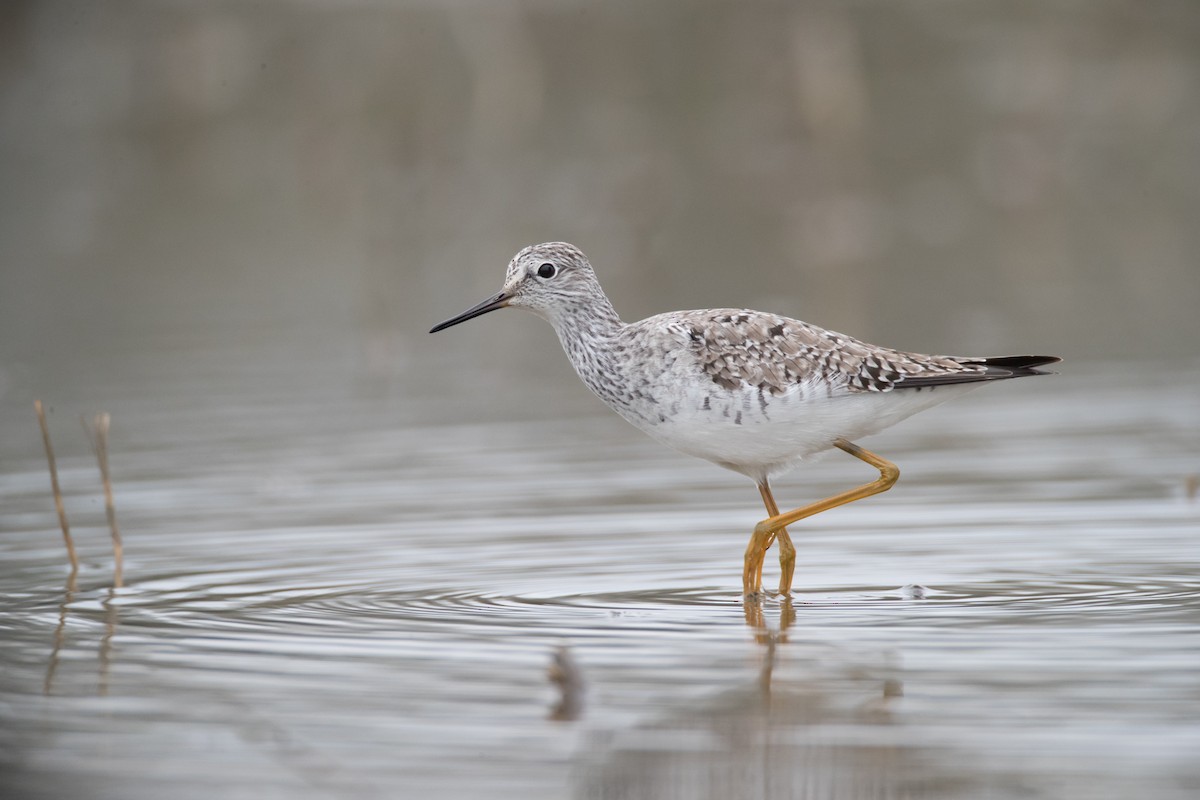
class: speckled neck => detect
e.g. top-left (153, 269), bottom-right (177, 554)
top-left (546, 292), bottom-right (629, 407)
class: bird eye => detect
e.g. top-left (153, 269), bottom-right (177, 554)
top-left (537, 263), bottom-right (556, 279)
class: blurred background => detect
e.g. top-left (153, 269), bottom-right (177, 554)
top-left (2, 0), bottom-right (1198, 404)
top-left (3, 5), bottom-right (1200, 799)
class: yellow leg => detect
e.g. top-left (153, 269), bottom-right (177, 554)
top-left (758, 482), bottom-right (796, 596)
top-left (742, 524), bottom-right (772, 596)
top-left (754, 439), bottom-right (900, 595)
top-left (743, 481), bottom-right (796, 597)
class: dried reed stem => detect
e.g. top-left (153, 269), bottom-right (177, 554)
top-left (35, 400), bottom-right (79, 577)
top-left (87, 412), bottom-right (123, 588)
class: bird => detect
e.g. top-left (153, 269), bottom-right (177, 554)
top-left (430, 242), bottom-right (1059, 597)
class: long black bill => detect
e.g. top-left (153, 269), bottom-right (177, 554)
top-left (429, 291), bottom-right (510, 333)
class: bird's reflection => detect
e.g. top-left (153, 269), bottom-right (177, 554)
top-left (564, 595), bottom-right (959, 800)
top-left (743, 594), bottom-right (796, 647)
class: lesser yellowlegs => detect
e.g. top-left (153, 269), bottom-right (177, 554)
top-left (431, 242), bottom-right (1059, 597)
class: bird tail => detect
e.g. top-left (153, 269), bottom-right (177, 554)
top-left (896, 355), bottom-right (1061, 388)
top-left (968, 355), bottom-right (1062, 378)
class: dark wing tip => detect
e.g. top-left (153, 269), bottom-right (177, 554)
top-left (974, 355), bottom-right (1062, 377)
top-left (897, 355), bottom-right (1061, 389)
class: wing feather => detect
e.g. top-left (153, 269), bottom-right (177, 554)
top-left (653, 309), bottom-right (1058, 395)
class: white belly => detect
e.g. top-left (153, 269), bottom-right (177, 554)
top-left (616, 381), bottom-right (979, 482)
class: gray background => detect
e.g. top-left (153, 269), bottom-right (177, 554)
top-left (2, 0), bottom-right (1197, 399)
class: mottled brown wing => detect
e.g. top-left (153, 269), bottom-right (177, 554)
top-left (679, 310), bottom-right (1055, 395)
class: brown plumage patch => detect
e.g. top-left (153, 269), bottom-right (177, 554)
top-left (672, 309), bottom-right (1001, 395)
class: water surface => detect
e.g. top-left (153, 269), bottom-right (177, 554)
top-left (1, 344), bottom-right (1198, 799)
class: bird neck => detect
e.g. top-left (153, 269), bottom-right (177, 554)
top-left (548, 294), bottom-right (627, 396)
top-left (547, 292), bottom-right (624, 344)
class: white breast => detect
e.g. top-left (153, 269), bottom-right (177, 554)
top-left (613, 378), bottom-right (979, 482)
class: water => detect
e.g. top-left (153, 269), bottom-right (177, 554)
top-left (1, 341), bottom-right (1198, 800)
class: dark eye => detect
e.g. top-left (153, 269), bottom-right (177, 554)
top-left (537, 263), bottom-right (556, 279)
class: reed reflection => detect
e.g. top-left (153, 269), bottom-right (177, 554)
top-left (42, 573), bottom-right (75, 696)
top-left (549, 645), bottom-right (585, 722)
top-left (43, 577), bottom-right (122, 697)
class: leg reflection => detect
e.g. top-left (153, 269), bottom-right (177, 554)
top-left (744, 595), bottom-right (795, 647)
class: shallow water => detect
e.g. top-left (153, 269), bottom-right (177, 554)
top-left (1, 342), bottom-right (1198, 800)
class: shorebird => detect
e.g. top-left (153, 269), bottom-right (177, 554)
top-left (430, 242), bottom-right (1058, 597)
